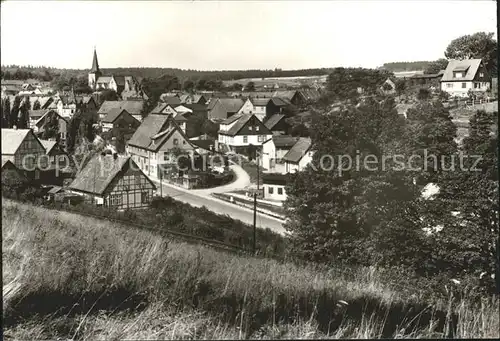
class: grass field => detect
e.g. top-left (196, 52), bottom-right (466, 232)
top-left (3, 199), bottom-right (499, 339)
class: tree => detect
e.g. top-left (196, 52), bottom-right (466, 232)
top-left (10, 96), bottom-right (21, 128)
top-left (32, 99), bottom-right (41, 110)
top-left (2, 97), bottom-right (11, 127)
top-left (326, 67), bottom-right (391, 102)
top-left (404, 101), bottom-right (457, 184)
top-left (395, 79), bottom-right (407, 97)
top-left (416, 88), bottom-right (430, 101)
top-left (245, 81), bottom-right (255, 91)
top-left (41, 113), bottom-right (60, 141)
top-left (66, 114), bottom-right (81, 154)
top-left (424, 58), bottom-right (448, 74)
top-left (284, 97), bottom-right (413, 264)
top-left (182, 79), bottom-right (195, 92)
top-left (98, 89), bottom-right (119, 102)
top-left (444, 32), bottom-right (497, 73)
top-left (428, 110), bottom-right (498, 291)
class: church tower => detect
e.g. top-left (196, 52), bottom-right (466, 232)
top-left (88, 47), bottom-right (102, 90)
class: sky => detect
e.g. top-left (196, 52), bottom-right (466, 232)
top-left (1, 1), bottom-right (497, 70)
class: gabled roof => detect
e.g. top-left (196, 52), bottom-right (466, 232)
top-left (209, 98), bottom-right (244, 113)
top-left (69, 155), bottom-right (155, 195)
top-left (113, 76), bottom-right (126, 86)
top-left (283, 137), bottom-right (312, 163)
top-left (251, 98), bottom-right (271, 106)
top-left (39, 140), bottom-right (58, 154)
top-left (222, 114), bottom-right (253, 136)
top-left (441, 59), bottom-right (483, 82)
top-left (264, 114), bottom-right (286, 130)
top-left (28, 109), bottom-right (49, 119)
top-left (271, 135), bottom-right (299, 148)
top-left (128, 114), bottom-right (170, 149)
top-left (98, 100), bottom-right (144, 115)
top-left (35, 110), bottom-right (67, 127)
top-left (272, 90), bottom-right (298, 101)
top-left (102, 108), bottom-right (132, 124)
top-left (160, 95), bottom-right (182, 105)
top-left (1, 129), bottom-right (32, 155)
top-left (221, 113), bottom-right (244, 125)
top-left (189, 138), bottom-right (215, 151)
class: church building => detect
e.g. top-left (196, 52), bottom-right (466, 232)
top-left (88, 48), bottom-right (145, 100)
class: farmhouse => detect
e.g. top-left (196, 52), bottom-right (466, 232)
top-left (261, 135), bottom-right (299, 171)
top-left (126, 114), bottom-right (196, 179)
top-left (33, 109), bottom-right (68, 142)
top-left (98, 100), bottom-right (144, 122)
top-left (217, 113), bottom-right (272, 157)
top-left (283, 137), bottom-right (313, 173)
top-left (101, 108), bottom-right (140, 133)
top-left (440, 59), bottom-right (490, 97)
top-left (207, 98), bottom-right (245, 121)
top-left (68, 154), bottom-right (156, 209)
top-left (1, 128), bottom-right (48, 180)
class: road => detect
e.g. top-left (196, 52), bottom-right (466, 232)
top-left (153, 179), bottom-right (287, 235)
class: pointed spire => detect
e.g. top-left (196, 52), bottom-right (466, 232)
top-left (90, 47), bottom-right (99, 73)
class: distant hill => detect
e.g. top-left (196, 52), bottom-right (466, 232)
top-left (1, 65), bottom-right (333, 82)
top-left (380, 61), bottom-right (433, 72)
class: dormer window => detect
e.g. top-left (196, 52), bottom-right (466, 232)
top-left (479, 73), bottom-right (484, 77)
top-left (454, 72), bottom-right (463, 78)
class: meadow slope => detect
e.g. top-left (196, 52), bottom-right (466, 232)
top-left (2, 200), bottom-right (498, 339)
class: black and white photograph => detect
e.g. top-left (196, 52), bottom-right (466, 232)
top-left (1, 0), bottom-right (498, 339)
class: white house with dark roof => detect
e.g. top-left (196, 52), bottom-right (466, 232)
top-left (261, 135), bottom-right (299, 171)
top-left (283, 137), bottom-right (313, 173)
top-left (217, 113), bottom-right (272, 155)
top-left (126, 114), bottom-right (196, 178)
top-left (440, 59), bottom-right (491, 97)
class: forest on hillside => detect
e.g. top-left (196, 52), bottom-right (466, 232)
top-left (380, 61), bottom-right (432, 72)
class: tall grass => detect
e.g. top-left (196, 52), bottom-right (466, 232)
top-left (3, 200), bottom-right (498, 339)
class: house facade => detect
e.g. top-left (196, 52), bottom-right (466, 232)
top-left (283, 137), bottom-right (313, 173)
top-left (69, 154), bottom-right (156, 209)
top-left (440, 59), bottom-right (491, 98)
top-left (217, 114), bottom-right (273, 156)
top-left (207, 98), bottom-right (244, 121)
top-left (262, 173), bottom-right (288, 201)
top-left (1, 128), bottom-right (49, 180)
top-left (101, 108), bottom-right (140, 133)
top-left (261, 135), bottom-right (299, 171)
top-left (126, 114), bottom-right (196, 179)
top-left (34, 110), bottom-right (68, 142)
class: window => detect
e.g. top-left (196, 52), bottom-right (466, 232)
top-left (447, 83), bottom-right (453, 88)
top-left (258, 135), bottom-right (264, 142)
top-left (219, 135), bottom-right (223, 142)
top-left (173, 138), bottom-right (179, 145)
top-left (249, 126), bottom-right (253, 131)
top-left (278, 187), bottom-right (283, 195)
top-left (454, 72), bottom-right (463, 78)
top-left (268, 186), bottom-right (274, 194)
top-left (243, 136), bottom-right (248, 143)
top-left (462, 83), bottom-right (467, 89)
top-left (110, 194), bottom-right (122, 206)
top-left (164, 152), bottom-right (169, 161)
top-left (474, 82), bottom-right (480, 89)
top-left (58, 155), bottom-right (65, 163)
top-left (479, 72), bottom-right (484, 77)
top-left (256, 126), bottom-right (259, 131)
top-left (141, 191), bottom-right (149, 204)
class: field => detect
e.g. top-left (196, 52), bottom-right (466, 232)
top-left (222, 75), bottom-right (328, 88)
top-left (3, 199), bottom-right (499, 339)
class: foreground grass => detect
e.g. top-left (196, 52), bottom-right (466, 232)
top-left (3, 200), bottom-right (498, 339)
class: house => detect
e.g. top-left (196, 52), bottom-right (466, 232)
top-left (272, 90), bottom-right (305, 106)
top-left (148, 103), bottom-right (188, 133)
top-left (440, 59), bottom-right (490, 97)
top-left (264, 114), bottom-right (289, 135)
top-left (39, 139), bottom-right (70, 173)
top-left (237, 98), bottom-right (285, 122)
top-left (380, 77), bottom-right (397, 95)
top-left (33, 110), bottom-right (68, 142)
top-left (126, 114), bottom-right (196, 179)
top-left (179, 94), bottom-right (207, 105)
top-left (98, 100), bottom-right (144, 122)
top-left (262, 173), bottom-right (289, 201)
top-left (283, 137), bottom-right (313, 173)
top-left (28, 109), bottom-right (50, 130)
top-left (1, 128), bottom-right (48, 180)
top-left (68, 154), bottom-right (156, 209)
top-left (207, 98), bottom-right (244, 121)
top-left (217, 114), bottom-right (273, 157)
top-left (261, 135), bottom-right (299, 171)
top-left (1, 159), bottom-right (26, 183)
top-left (101, 108), bottom-right (140, 133)
top-left (407, 71), bottom-right (444, 88)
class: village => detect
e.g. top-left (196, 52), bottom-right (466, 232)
top-left (1, 46), bottom-right (498, 233)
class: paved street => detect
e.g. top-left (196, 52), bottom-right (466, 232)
top-left (152, 178), bottom-right (287, 235)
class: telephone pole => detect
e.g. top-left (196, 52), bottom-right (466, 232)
top-left (253, 192), bottom-right (257, 254)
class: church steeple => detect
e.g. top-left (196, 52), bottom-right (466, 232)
top-left (90, 47), bottom-right (100, 73)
